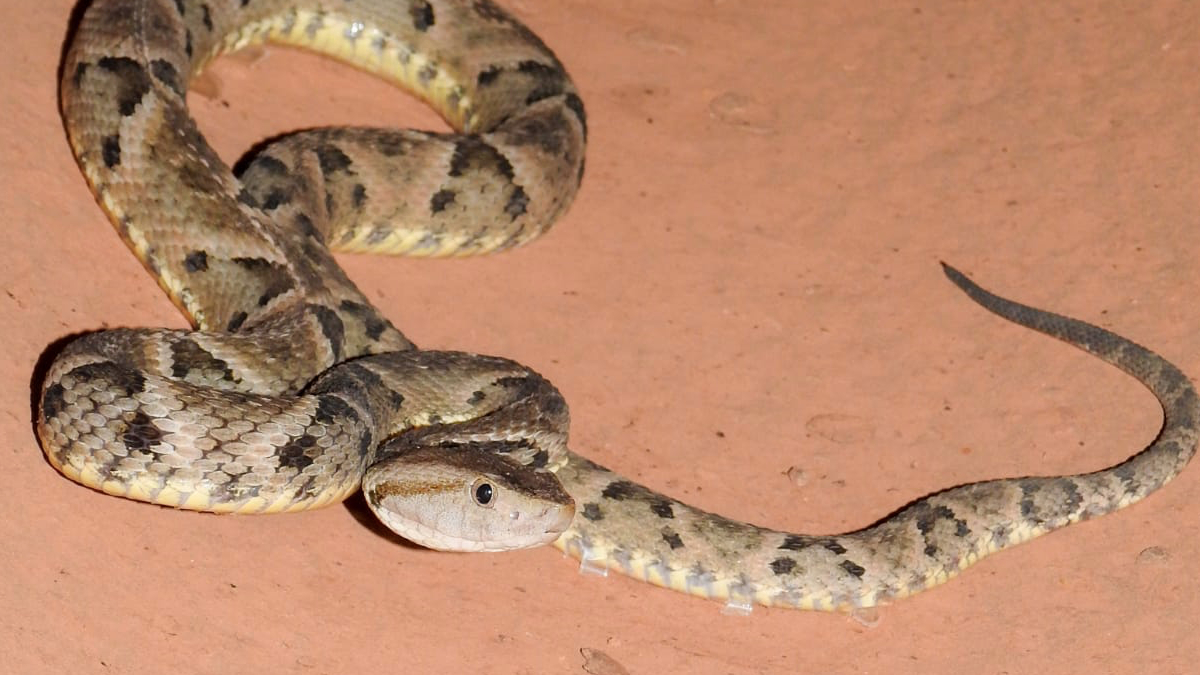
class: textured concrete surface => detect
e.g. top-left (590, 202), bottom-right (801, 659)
top-left (2, 1), bottom-right (1199, 673)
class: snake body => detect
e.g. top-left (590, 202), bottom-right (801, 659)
top-left (41, 0), bottom-right (1199, 610)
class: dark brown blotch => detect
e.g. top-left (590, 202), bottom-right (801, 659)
top-left (102, 135), bottom-right (121, 168)
top-left (476, 66), bottom-right (501, 87)
top-left (839, 560), bottom-right (866, 579)
top-left (581, 503), bottom-right (603, 521)
top-left (294, 213), bottom-right (320, 239)
top-left (162, 105), bottom-right (226, 194)
top-left (255, 279), bottom-right (292, 308)
top-left (183, 250), bottom-right (208, 272)
top-left (121, 411), bottom-right (163, 452)
top-left (1052, 477), bottom-right (1083, 516)
top-left (67, 361), bottom-right (146, 398)
top-left (430, 189), bottom-right (456, 214)
top-left (41, 382), bottom-right (66, 420)
top-left (232, 256), bottom-right (272, 271)
top-left (516, 60), bottom-right (567, 107)
top-left (409, 1), bottom-right (434, 30)
top-left (472, 0), bottom-right (510, 22)
top-left (661, 530), bottom-right (685, 550)
top-left (449, 137), bottom-right (515, 180)
top-left (244, 153), bottom-right (290, 177)
top-left (307, 304), bottom-right (345, 361)
top-left (260, 188), bottom-right (289, 210)
top-left (1111, 462), bottom-right (1138, 487)
top-left (72, 62), bottom-right (89, 87)
top-left (822, 539), bottom-right (847, 555)
top-left (376, 133), bottom-right (412, 157)
top-left (601, 480), bottom-right (636, 500)
top-left (778, 534), bottom-right (810, 551)
top-left (914, 502), bottom-right (966, 536)
top-left (517, 60), bottom-right (560, 78)
top-left (150, 59), bottom-right (184, 97)
top-left (169, 338), bottom-right (233, 381)
top-left (236, 187), bottom-right (258, 207)
top-left (308, 364), bottom-right (397, 416)
top-left (313, 393), bottom-right (360, 428)
top-left (315, 144), bottom-right (353, 174)
top-left (769, 557), bottom-right (796, 576)
top-left (226, 311), bottom-right (248, 332)
top-left (337, 300), bottom-right (389, 341)
top-left (497, 109), bottom-right (573, 156)
top-left (649, 499), bottom-right (674, 519)
top-left (494, 374), bottom-right (549, 403)
top-left (279, 434), bottom-right (318, 470)
top-left (563, 92), bottom-right (587, 137)
top-left (504, 186), bottom-right (528, 220)
top-left (96, 56), bottom-right (151, 117)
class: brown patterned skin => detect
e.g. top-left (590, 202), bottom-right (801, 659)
top-left (40, 0), bottom-right (1199, 609)
top-left (47, 0), bottom-right (584, 543)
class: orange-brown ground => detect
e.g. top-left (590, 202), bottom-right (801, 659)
top-left (2, 2), bottom-right (1198, 673)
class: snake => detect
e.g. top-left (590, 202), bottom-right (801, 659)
top-left (40, 0), bottom-right (1199, 612)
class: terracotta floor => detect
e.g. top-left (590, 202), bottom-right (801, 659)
top-left (3, 1), bottom-right (1199, 673)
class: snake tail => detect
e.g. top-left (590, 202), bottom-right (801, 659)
top-left (550, 264), bottom-right (1199, 611)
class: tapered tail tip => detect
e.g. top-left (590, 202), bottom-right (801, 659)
top-left (939, 261), bottom-right (979, 295)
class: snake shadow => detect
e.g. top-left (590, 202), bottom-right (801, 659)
top-left (341, 492), bottom-right (430, 550)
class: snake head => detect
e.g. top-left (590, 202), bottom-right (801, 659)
top-left (363, 445), bottom-right (575, 552)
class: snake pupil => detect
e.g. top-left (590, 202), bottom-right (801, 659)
top-left (474, 482), bottom-right (494, 506)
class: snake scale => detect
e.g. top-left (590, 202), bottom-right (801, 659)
top-left (39, 0), bottom-right (1199, 611)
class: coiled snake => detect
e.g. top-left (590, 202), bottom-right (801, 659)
top-left (39, 0), bottom-right (1199, 611)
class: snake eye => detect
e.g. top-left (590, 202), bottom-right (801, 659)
top-left (472, 478), bottom-right (495, 508)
